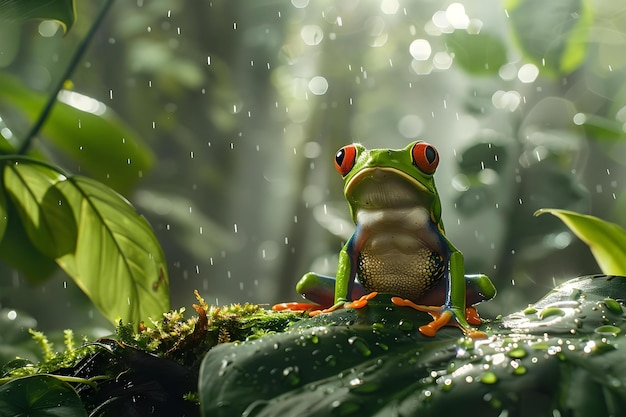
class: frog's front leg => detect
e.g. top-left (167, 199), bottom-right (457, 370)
top-left (274, 238), bottom-right (364, 313)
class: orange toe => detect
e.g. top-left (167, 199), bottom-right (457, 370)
top-left (346, 292), bottom-right (379, 309)
top-left (418, 310), bottom-right (453, 337)
top-left (465, 306), bottom-right (481, 325)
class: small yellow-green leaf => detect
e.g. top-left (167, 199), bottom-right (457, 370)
top-left (535, 208), bottom-right (626, 275)
top-left (0, 0), bottom-right (76, 33)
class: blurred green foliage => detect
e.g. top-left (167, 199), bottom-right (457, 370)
top-left (0, 0), bottom-right (625, 333)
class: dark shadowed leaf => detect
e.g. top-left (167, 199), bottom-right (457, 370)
top-left (0, 199), bottom-right (58, 283)
top-left (0, 375), bottom-right (86, 416)
top-left (4, 161), bottom-right (77, 258)
top-left (457, 142), bottom-right (509, 174)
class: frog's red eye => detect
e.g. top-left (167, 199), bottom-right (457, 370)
top-left (334, 145), bottom-right (357, 176)
top-left (411, 142), bottom-right (439, 174)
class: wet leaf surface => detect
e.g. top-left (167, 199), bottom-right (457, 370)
top-left (199, 275), bottom-right (626, 417)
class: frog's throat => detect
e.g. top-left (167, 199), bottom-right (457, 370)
top-left (344, 166), bottom-right (435, 217)
top-left (345, 166), bottom-right (432, 194)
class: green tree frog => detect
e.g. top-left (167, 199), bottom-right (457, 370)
top-left (275, 142), bottom-right (496, 338)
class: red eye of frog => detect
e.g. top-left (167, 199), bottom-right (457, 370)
top-left (411, 142), bottom-right (439, 174)
top-left (334, 144), bottom-right (357, 176)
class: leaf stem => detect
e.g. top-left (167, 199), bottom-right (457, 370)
top-left (17, 0), bottom-right (116, 155)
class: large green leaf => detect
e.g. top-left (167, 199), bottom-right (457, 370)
top-left (0, 74), bottom-right (153, 195)
top-left (55, 175), bottom-right (170, 326)
top-left (0, 158), bottom-right (169, 324)
top-left (200, 275), bottom-right (626, 417)
top-left (0, 0), bottom-right (76, 33)
top-left (535, 208), bottom-right (626, 275)
top-left (505, 0), bottom-right (592, 75)
top-left (0, 375), bottom-right (86, 417)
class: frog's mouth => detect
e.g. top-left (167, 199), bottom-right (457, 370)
top-left (345, 167), bottom-right (432, 210)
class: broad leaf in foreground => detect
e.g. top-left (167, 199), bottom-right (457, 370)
top-left (199, 275), bottom-right (626, 417)
top-left (535, 208), bottom-right (626, 275)
top-left (55, 176), bottom-right (170, 326)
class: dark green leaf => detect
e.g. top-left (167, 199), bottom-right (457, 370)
top-left (457, 142), bottom-right (509, 174)
top-left (0, 0), bottom-right (75, 33)
top-left (0, 199), bottom-right (58, 283)
top-left (535, 209), bottom-right (626, 275)
top-left (4, 161), bottom-right (77, 258)
top-left (445, 31), bottom-right (508, 75)
top-left (0, 74), bottom-right (154, 195)
top-left (505, 0), bottom-right (592, 75)
top-left (55, 176), bottom-right (170, 326)
top-left (0, 375), bottom-right (86, 417)
top-left (200, 276), bottom-right (626, 417)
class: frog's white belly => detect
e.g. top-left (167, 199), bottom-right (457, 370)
top-left (355, 207), bottom-right (445, 301)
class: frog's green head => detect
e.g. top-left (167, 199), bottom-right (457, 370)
top-left (334, 141), bottom-right (443, 224)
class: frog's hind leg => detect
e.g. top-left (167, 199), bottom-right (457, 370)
top-left (296, 273), bottom-right (366, 307)
top-left (273, 273), bottom-right (367, 312)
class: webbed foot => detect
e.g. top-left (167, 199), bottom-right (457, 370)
top-left (391, 297), bottom-right (487, 339)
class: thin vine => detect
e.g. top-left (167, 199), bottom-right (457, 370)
top-left (17, 0), bottom-right (115, 155)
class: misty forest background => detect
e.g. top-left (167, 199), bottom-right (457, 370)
top-left (1, 0), bottom-right (625, 333)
